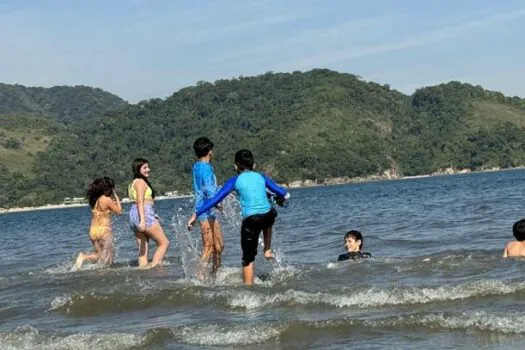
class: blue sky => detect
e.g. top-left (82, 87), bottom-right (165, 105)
top-left (0, 0), bottom-right (524, 102)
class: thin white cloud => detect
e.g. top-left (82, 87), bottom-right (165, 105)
top-left (289, 7), bottom-right (525, 69)
top-left (209, 14), bottom-right (403, 65)
top-left (1, 1), bottom-right (523, 101)
top-left (165, 13), bottom-right (302, 47)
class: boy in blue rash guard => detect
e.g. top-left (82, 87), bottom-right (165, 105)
top-left (192, 137), bottom-right (224, 276)
top-left (187, 149), bottom-right (290, 285)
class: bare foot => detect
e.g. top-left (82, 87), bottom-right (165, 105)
top-left (264, 249), bottom-right (274, 260)
top-left (74, 253), bottom-right (85, 270)
top-left (195, 261), bottom-right (208, 281)
top-left (137, 263), bottom-right (153, 270)
top-left (138, 262), bottom-right (163, 270)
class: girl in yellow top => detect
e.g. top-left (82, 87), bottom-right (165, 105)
top-left (128, 158), bottom-right (170, 268)
top-left (75, 177), bottom-right (122, 269)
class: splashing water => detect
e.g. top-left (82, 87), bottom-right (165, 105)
top-left (171, 205), bottom-right (202, 280)
top-left (218, 194), bottom-right (242, 229)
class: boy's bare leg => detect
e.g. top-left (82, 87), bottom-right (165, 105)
top-left (211, 219), bottom-right (224, 276)
top-left (242, 262), bottom-right (255, 286)
top-left (198, 220), bottom-right (214, 278)
top-left (263, 227), bottom-right (274, 260)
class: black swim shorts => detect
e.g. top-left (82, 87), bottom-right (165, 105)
top-left (240, 208), bottom-right (277, 266)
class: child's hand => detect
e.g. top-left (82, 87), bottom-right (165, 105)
top-left (187, 213), bottom-right (197, 231)
top-left (274, 193), bottom-right (290, 207)
top-left (274, 196), bottom-right (286, 207)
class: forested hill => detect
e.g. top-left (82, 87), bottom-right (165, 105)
top-left (2, 69), bottom-right (525, 208)
top-left (0, 83), bottom-right (127, 124)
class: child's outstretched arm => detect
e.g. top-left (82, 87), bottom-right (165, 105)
top-left (187, 176), bottom-right (237, 229)
top-left (262, 174), bottom-right (290, 200)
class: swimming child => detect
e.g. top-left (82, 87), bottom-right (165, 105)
top-left (338, 230), bottom-right (371, 261)
top-left (129, 158), bottom-right (170, 268)
top-left (192, 137), bottom-right (224, 277)
top-left (75, 177), bottom-right (122, 269)
top-left (503, 219), bottom-right (525, 258)
top-left (187, 149), bottom-right (290, 285)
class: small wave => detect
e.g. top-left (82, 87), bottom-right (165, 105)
top-left (46, 263), bottom-right (298, 316)
top-left (0, 325), bottom-right (143, 350)
top-left (126, 311), bottom-right (525, 347)
top-left (48, 289), bottom-right (203, 316)
top-left (302, 311), bottom-right (525, 334)
top-left (171, 324), bottom-right (283, 346)
top-left (275, 311), bottom-right (525, 336)
top-left (398, 311), bottom-right (525, 334)
top-left (217, 279), bottom-right (525, 310)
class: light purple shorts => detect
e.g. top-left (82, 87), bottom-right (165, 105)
top-left (129, 204), bottom-right (157, 230)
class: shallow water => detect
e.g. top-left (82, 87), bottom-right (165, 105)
top-left (2, 170), bottom-right (525, 349)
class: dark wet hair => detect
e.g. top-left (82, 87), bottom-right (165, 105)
top-left (103, 177), bottom-right (115, 196)
top-left (235, 149), bottom-right (254, 171)
top-left (193, 137), bottom-right (214, 158)
top-left (513, 219), bottom-right (525, 241)
top-left (87, 177), bottom-right (114, 208)
top-left (131, 158), bottom-right (156, 198)
top-left (344, 230), bottom-right (363, 250)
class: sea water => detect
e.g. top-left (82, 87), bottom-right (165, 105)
top-left (1, 170), bottom-right (525, 349)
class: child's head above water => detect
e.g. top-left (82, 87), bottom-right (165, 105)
top-left (87, 177), bottom-right (115, 208)
top-left (513, 219), bottom-right (525, 241)
top-left (193, 137), bottom-right (214, 158)
top-left (234, 149), bottom-right (255, 172)
top-left (344, 230), bottom-right (363, 252)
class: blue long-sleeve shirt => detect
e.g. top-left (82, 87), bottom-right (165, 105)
top-left (196, 171), bottom-right (288, 218)
top-left (192, 161), bottom-right (218, 215)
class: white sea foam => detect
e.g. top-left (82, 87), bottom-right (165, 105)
top-left (174, 324), bottom-right (282, 345)
top-left (411, 312), bottom-right (525, 334)
top-left (171, 261), bottom-right (297, 288)
top-left (37, 262), bottom-right (75, 275)
top-left (364, 311), bottom-right (525, 334)
top-left (220, 279), bottom-right (525, 310)
top-left (0, 325), bottom-right (143, 350)
top-left (48, 295), bottom-right (73, 312)
top-left (326, 262), bottom-right (338, 269)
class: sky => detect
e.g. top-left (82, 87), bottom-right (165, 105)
top-left (0, 0), bottom-right (524, 102)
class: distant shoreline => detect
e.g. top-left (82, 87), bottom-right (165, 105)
top-left (0, 194), bottom-right (193, 215)
top-left (1, 166), bottom-right (523, 215)
top-left (284, 166), bottom-right (524, 189)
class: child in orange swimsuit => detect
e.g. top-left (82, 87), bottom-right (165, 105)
top-left (74, 177), bottom-right (122, 270)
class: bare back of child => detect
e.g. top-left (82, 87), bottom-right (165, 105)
top-left (503, 219), bottom-right (525, 258)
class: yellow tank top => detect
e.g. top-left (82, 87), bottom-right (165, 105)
top-left (128, 179), bottom-right (153, 201)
